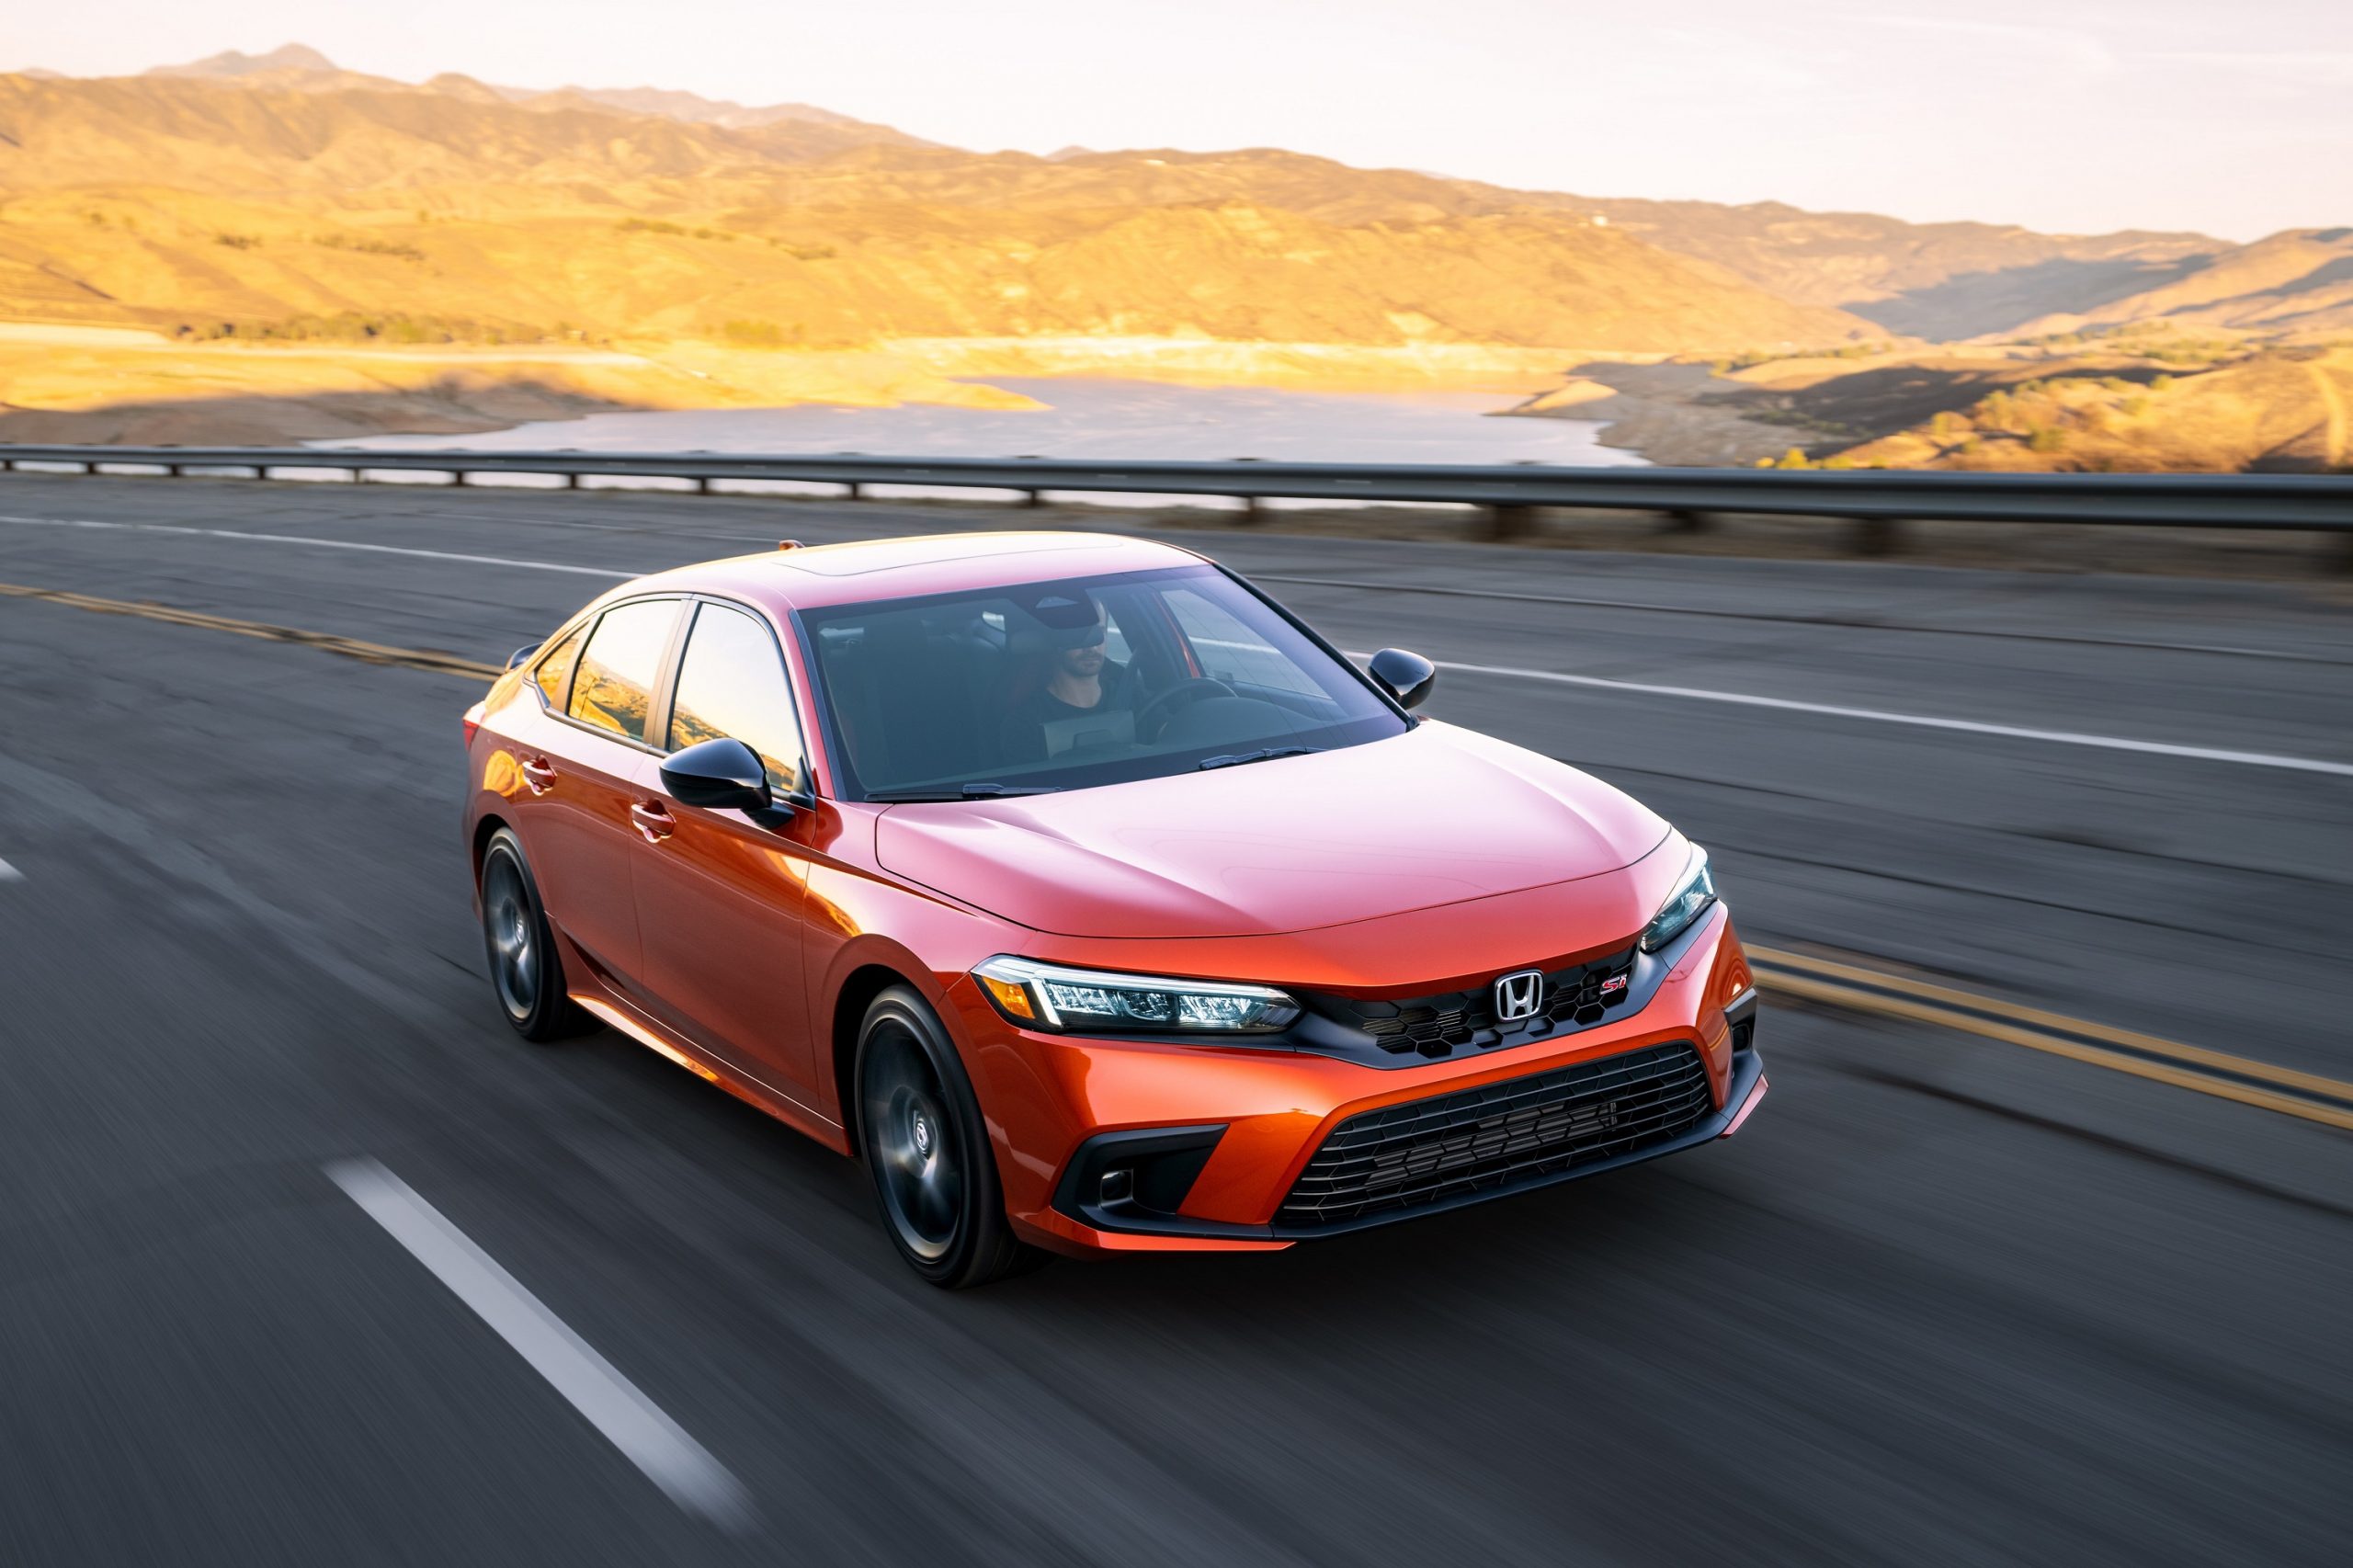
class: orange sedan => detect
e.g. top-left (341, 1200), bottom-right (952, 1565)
top-left (462, 532), bottom-right (1765, 1287)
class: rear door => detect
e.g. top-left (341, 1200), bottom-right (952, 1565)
top-left (518, 595), bottom-right (684, 1000)
top-left (630, 597), bottom-right (825, 1108)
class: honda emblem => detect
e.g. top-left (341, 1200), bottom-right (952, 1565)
top-left (1494, 970), bottom-right (1545, 1022)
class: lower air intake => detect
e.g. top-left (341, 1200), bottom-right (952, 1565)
top-left (1277, 1042), bottom-right (1713, 1228)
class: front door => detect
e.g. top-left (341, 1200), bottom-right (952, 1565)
top-left (630, 598), bottom-right (825, 1110)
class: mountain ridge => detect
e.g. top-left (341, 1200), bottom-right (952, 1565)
top-left (0, 67), bottom-right (1872, 353)
top-left (73, 44), bottom-right (2250, 341)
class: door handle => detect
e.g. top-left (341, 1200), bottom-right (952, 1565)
top-left (630, 801), bottom-right (676, 844)
top-left (519, 756), bottom-right (559, 796)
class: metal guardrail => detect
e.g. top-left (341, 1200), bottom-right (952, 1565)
top-left (3, 443), bottom-right (2347, 547)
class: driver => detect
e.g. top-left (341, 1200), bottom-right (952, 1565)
top-left (999, 596), bottom-right (1137, 762)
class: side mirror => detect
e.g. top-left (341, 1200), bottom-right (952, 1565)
top-left (660, 737), bottom-right (772, 812)
top-left (506, 644), bottom-right (538, 671)
top-left (1368, 647), bottom-right (1437, 710)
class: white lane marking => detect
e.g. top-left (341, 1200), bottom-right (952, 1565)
top-left (325, 1158), bottom-right (753, 1528)
top-left (0, 856), bottom-right (20, 881)
top-left (0, 514), bottom-right (631, 579)
top-left (7, 508), bottom-right (2338, 778)
top-left (1345, 652), bottom-right (2353, 778)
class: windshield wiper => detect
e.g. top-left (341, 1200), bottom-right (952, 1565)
top-left (867, 782), bottom-right (1063, 802)
top-left (1197, 745), bottom-right (1322, 771)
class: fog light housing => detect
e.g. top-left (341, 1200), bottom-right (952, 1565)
top-left (1053, 1125), bottom-right (1228, 1229)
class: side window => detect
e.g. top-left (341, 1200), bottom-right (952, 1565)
top-left (567, 598), bottom-right (679, 744)
top-left (532, 626), bottom-right (585, 710)
top-left (667, 602), bottom-right (807, 795)
top-left (1161, 586), bottom-right (1321, 696)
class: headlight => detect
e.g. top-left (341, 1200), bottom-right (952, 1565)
top-left (972, 957), bottom-right (1301, 1035)
top-left (1639, 846), bottom-right (1718, 953)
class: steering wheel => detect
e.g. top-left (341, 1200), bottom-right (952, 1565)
top-left (1136, 676), bottom-right (1237, 741)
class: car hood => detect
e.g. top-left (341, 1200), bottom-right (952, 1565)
top-left (874, 722), bottom-right (1670, 938)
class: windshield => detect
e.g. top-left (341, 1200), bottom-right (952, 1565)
top-left (797, 564), bottom-right (1408, 800)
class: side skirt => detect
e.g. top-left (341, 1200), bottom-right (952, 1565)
top-left (570, 991), bottom-right (853, 1156)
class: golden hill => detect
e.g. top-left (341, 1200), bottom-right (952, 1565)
top-left (1826, 346), bottom-right (2353, 472)
top-left (4, 47), bottom-right (2336, 468)
top-left (0, 69), bottom-right (1869, 356)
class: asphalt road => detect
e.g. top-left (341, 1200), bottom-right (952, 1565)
top-left (1, 472), bottom-right (2347, 1566)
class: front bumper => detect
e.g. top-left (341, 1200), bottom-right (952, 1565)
top-left (951, 902), bottom-right (1765, 1256)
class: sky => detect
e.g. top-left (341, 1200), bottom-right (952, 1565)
top-left (11, 1), bottom-right (2350, 241)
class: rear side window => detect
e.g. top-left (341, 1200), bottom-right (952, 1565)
top-left (668, 602), bottom-right (807, 795)
top-left (532, 627), bottom-right (585, 710)
top-left (567, 598), bottom-right (679, 743)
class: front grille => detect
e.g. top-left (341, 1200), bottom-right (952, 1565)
top-left (1277, 1042), bottom-right (1713, 1228)
top-left (1302, 946), bottom-right (1640, 1060)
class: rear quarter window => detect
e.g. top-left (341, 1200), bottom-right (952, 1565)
top-left (532, 627), bottom-right (585, 710)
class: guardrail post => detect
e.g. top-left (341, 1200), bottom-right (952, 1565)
top-left (1022, 489), bottom-right (1044, 508)
top-left (565, 472), bottom-right (582, 490)
top-left (846, 483), bottom-right (864, 501)
top-left (1486, 504), bottom-right (1532, 542)
top-left (2333, 531), bottom-right (2353, 576)
top-left (1852, 517), bottom-right (1899, 556)
top-left (1666, 508), bottom-right (1710, 535)
top-left (1236, 494), bottom-right (1262, 525)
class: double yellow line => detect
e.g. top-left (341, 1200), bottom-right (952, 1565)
top-left (0, 581), bottom-right (503, 681)
top-left (8, 577), bottom-right (2347, 1132)
top-left (1749, 946), bottom-right (2353, 1131)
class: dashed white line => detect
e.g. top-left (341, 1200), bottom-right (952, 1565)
top-left (326, 1158), bottom-right (753, 1529)
top-left (0, 856), bottom-right (20, 881)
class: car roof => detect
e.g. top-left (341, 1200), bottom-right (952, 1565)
top-left (627, 530), bottom-right (1211, 612)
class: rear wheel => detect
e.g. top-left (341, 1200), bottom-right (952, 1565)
top-left (855, 986), bottom-right (1044, 1289)
top-left (479, 828), bottom-right (589, 1041)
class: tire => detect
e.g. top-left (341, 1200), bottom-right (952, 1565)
top-left (855, 986), bottom-right (1046, 1289)
top-left (478, 827), bottom-right (590, 1042)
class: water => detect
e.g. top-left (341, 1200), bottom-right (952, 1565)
top-left (335, 378), bottom-right (1640, 468)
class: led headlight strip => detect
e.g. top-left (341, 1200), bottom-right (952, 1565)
top-left (1640, 846), bottom-right (1718, 953)
top-left (974, 956), bottom-right (1302, 1035)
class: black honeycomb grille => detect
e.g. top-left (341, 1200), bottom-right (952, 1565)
top-left (1277, 1042), bottom-right (1713, 1228)
top-left (1302, 947), bottom-right (1639, 1059)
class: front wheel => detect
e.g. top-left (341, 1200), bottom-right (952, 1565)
top-left (855, 986), bottom-right (1044, 1289)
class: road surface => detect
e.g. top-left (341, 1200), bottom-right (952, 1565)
top-left (1, 472), bottom-right (2347, 1566)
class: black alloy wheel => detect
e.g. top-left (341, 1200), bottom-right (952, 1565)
top-left (478, 828), bottom-right (587, 1041)
top-left (855, 986), bottom-right (1044, 1288)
